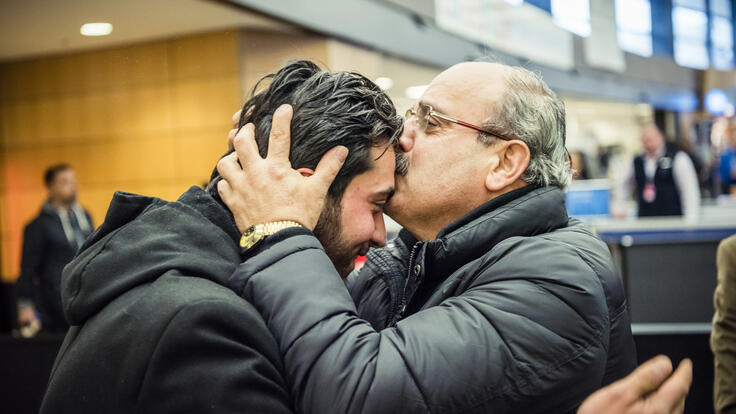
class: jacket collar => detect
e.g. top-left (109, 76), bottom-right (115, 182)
top-left (177, 186), bottom-right (241, 244)
top-left (419, 186), bottom-right (570, 283)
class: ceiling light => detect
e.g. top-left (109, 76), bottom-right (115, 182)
top-left (80, 23), bottom-right (113, 37)
top-left (375, 77), bottom-right (394, 91)
top-left (405, 85), bottom-right (428, 100)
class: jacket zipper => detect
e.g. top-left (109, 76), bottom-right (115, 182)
top-left (398, 242), bottom-right (422, 318)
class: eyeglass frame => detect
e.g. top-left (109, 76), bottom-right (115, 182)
top-left (405, 103), bottom-right (572, 165)
top-left (405, 103), bottom-right (515, 142)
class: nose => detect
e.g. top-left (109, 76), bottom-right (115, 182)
top-left (370, 214), bottom-right (387, 248)
top-left (399, 118), bottom-right (415, 153)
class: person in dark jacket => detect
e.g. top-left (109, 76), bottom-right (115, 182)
top-left (40, 60), bottom-right (403, 414)
top-left (17, 164), bottom-right (93, 333)
top-left (219, 61), bottom-right (641, 413)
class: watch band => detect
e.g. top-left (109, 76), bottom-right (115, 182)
top-left (240, 220), bottom-right (303, 253)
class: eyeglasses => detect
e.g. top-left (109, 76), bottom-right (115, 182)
top-left (405, 103), bottom-right (514, 141)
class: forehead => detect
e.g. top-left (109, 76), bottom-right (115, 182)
top-left (343, 146), bottom-right (395, 199)
top-left (641, 127), bottom-right (661, 140)
top-left (55, 169), bottom-right (75, 180)
top-left (422, 62), bottom-right (507, 121)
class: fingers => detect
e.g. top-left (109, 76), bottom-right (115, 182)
top-left (267, 104), bottom-right (293, 162)
top-left (229, 107), bottom-right (256, 149)
top-left (216, 178), bottom-right (233, 204)
top-left (233, 123), bottom-right (262, 165)
top-left (313, 146), bottom-right (348, 190)
top-left (650, 359), bottom-right (693, 413)
top-left (622, 355), bottom-right (674, 399)
top-left (227, 128), bottom-right (238, 149)
top-left (217, 152), bottom-right (244, 185)
top-left (232, 109), bottom-right (242, 128)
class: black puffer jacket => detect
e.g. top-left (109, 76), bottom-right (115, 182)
top-left (41, 187), bottom-right (293, 414)
top-left (230, 186), bottom-right (637, 413)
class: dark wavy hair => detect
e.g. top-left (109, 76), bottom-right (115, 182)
top-left (207, 60), bottom-right (403, 202)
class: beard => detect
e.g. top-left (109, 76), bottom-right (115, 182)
top-left (313, 197), bottom-right (367, 279)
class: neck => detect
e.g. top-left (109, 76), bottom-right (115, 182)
top-left (646, 147), bottom-right (664, 159)
top-left (51, 198), bottom-right (73, 210)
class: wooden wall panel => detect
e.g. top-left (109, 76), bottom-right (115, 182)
top-left (0, 27), bottom-right (341, 282)
top-left (0, 30), bottom-right (243, 282)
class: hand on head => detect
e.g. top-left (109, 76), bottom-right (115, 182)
top-left (217, 104), bottom-right (348, 232)
top-left (577, 355), bottom-right (692, 414)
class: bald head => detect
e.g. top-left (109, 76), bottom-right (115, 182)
top-left (431, 60), bottom-right (570, 188)
top-left (428, 62), bottom-right (509, 122)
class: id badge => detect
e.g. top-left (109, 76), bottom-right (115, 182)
top-left (643, 183), bottom-right (656, 203)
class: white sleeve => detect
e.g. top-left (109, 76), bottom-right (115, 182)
top-left (673, 152), bottom-right (700, 221)
top-left (612, 161), bottom-right (635, 216)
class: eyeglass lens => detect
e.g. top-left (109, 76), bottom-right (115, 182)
top-left (406, 105), bottom-right (429, 131)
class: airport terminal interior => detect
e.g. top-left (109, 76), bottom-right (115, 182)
top-left (1, 0), bottom-right (736, 413)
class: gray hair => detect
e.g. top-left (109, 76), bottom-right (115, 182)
top-left (479, 65), bottom-right (571, 188)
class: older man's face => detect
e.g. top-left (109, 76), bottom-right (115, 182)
top-left (386, 62), bottom-right (508, 240)
top-left (641, 125), bottom-right (664, 157)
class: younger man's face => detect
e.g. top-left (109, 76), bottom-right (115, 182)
top-left (314, 146), bottom-right (396, 278)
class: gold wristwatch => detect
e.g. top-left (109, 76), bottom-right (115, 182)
top-left (240, 220), bottom-right (303, 253)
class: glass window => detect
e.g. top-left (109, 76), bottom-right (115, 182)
top-left (551, 0), bottom-right (591, 37)
top-left (672, 5), bottom-right (710, 68)
top-left (615, 0), bottom-right (653, 56)
top-left (711, 1), bottom-right (734, 70)
top-left (673, 0), bottom-right (706, 11)
top-left (711, 0), bottom-right (732, 16)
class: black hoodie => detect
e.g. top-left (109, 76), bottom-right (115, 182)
top-left (40, 187), bottom-right (293, 414)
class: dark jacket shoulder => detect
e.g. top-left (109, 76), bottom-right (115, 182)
top-left (41, 187), bottom-right (293, 414)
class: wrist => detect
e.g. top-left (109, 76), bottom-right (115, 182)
top-left (240, 226), bottom-right (313, 261)
top-left (240, 220), bottom-right (304, 253)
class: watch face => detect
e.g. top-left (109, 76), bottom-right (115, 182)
top-left (240, 225), bottom-right (258, 250)
top-left (243, 226), bottom-right (255, 238)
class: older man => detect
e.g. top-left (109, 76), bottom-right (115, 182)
top-left (218, 62), bottom-right (683, 413)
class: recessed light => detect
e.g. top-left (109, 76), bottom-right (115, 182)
top-left (80, 23), bottom-right (113, 37)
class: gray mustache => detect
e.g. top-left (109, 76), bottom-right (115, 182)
top-left (395, 151), bottom-right (410, 176)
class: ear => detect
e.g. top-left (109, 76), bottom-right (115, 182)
top-left (297, 167), bottom-right (314, 178)
top-left (484, 140), bottom-right (530, 192)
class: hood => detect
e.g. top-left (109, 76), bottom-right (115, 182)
top-left (61, 186), bottom-right (242, 325)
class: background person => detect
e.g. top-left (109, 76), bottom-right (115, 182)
top-left (614, 124), bottom-right (700, 220)
top-left (16, 164), bottom-right (92, 333)
top-left (719, 135), bottom-right (736, 195)
top-left (712, 234), bottom-right (736, 414)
